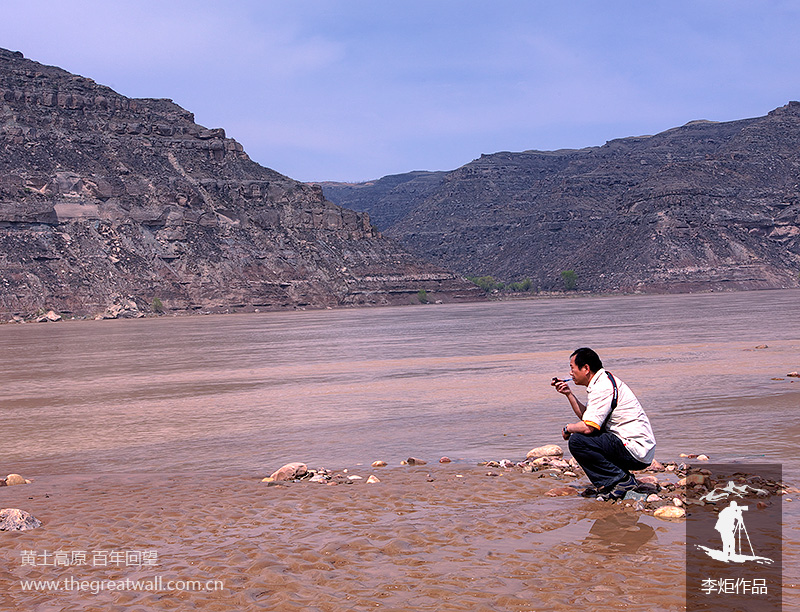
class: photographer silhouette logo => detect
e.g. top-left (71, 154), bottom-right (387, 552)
top-left (696, 482), bottom-right (773, 565)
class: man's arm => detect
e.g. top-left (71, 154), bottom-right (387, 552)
top-left (552, 380), bottom-right (586, 417)
top-left (562, 420), bottom-right (596, 439)
top-left (552, 380), bottom-right (596, 439)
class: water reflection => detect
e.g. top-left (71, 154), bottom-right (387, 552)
top-left (583, 514), bottom-right (657, 554)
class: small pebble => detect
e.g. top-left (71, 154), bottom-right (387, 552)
top-left (545, 486), bottom-right (576, 497)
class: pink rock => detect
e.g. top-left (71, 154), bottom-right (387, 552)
top-left (439, 456), bottom-right (452, 463)
top-left (268, 462), bottom-right (308, 482)
top-left (680, 473), bottom-right (707, 487)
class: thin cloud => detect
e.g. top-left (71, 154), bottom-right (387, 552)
top-left (1, 1), bottom-right (799, 181)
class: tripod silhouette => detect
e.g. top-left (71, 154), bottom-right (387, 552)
top-left (730, 505), bottom-right (755, 558)
top-left (698, 500), bottom-right (773, 564)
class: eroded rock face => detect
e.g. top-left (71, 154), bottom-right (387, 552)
top-left (324, 104), bottom-right (800, 293)
top-left (0, 48), bottom-right (480, 319)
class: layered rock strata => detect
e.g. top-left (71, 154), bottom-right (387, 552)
top-left (0, 48), bottom-right (479, 318)
top-left (324, 105), bottom-right (800, 293)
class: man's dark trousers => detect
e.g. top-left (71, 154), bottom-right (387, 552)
top-left (568, 431), bottom-right (650, 490)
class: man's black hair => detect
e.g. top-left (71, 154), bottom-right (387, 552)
top-left (571, 347), bottom-right (603, 372)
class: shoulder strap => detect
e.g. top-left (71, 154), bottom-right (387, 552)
top-left (606, 371), bottom-right (618, 411)
top-left (600, 371), bottom-right (618, 431)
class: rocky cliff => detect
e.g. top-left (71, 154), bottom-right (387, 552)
top-left (319, 171), bottom-right (447, 230)
top-left (323, 105), bottom-right (800, 294)
top-left (0, 49), bottom-right (479, 319)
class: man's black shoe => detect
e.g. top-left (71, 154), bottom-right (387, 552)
top-left (582, 483), bottom-right (615, 498)
top-left (598, 474), bottom-right (638, 501)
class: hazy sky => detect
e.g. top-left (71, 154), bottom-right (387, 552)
top-left (3, 1), bottom-right (799, 182)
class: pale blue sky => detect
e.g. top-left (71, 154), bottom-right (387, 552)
top-left (2, 1), bottom-right (799, 182)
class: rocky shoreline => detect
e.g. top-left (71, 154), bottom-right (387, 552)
top-left (257, 445), bottom-right (793, 522)
top-left (3, 446), bottom-right (794, 533)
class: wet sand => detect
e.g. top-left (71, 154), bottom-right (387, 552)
top-left (0, 465), bottom-right (693, 611)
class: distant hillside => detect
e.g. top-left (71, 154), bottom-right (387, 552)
top-left (322, 105), bottom-right (800, 294)
top-left (318, 171), bottom-right (446, 230)
top-left (0, 48), bottom-right (480, 319)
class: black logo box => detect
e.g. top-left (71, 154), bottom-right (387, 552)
top-left (685, 463), bottom-right (782, 612)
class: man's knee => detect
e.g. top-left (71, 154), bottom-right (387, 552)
top-left (568, 432), bottom-right (590, 453)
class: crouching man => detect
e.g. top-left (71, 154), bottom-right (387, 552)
top-left (551, 347), bottom-right (656, 501)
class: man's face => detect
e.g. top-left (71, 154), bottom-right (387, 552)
top-left (569, 355), bottom-right (592, 386)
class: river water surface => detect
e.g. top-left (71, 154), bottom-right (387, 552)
top-left (3, 289), bottom-right (799, 480)
top-left (3, 289), bottom-right (800, 611)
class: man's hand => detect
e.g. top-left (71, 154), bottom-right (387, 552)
top-left (551, 377), bottom-right (572, 396)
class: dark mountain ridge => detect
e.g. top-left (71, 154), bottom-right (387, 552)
top-left (0, 48), bottom-right (479, 319)
top-left (322, 105), bottom-right (800, 294)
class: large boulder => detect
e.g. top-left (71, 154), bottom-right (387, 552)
top-left (4, 474), bottom-right (30, 486)
top-left (526, 444), bottom-right (563, 459)
top-left (264, 462), bottom-right (308, 482)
